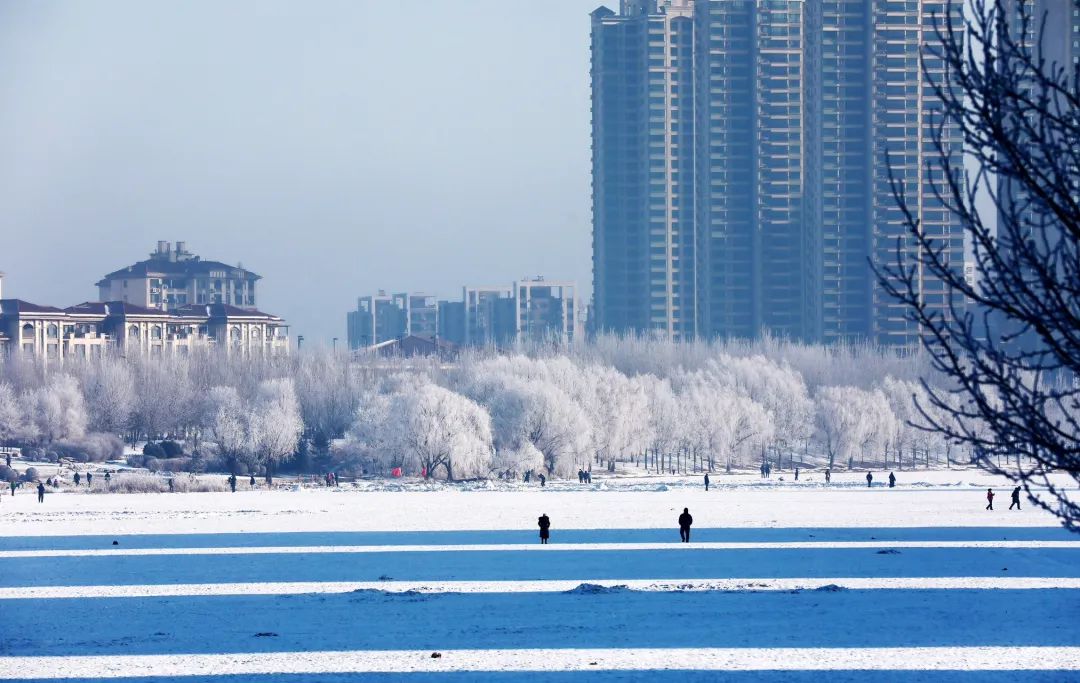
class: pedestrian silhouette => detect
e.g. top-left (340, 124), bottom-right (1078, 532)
top-left (538, 514), bottom-right (551, 544)
top-left (86, 472), bottom-right (92, 486)
top-left (986, 488), bottom-right (995, 510)
top-left (74, 472), bottom-right (81, 486)
top-left (704, 473), bottom-right (710, 491)
top-left (1009, 486), bottom-right (1021, 510)
top-left (888, 472), bottom-right (896, 488)
top-left (678, 507), bottom-right (693, 543)
top-left (794, 467), bottom-right (799, 481)
top-left (539, 473), bottom-right (546, 487)
top-left (825, 469), bottom-right (831, 483)
top-left (37, 482), bottom-right (45, 503)
top-left (866, 472), bottom-right (873, 488)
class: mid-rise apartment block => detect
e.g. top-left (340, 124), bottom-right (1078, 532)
top-left (97, 241), bottom-right (260, 311)
top-left (347, 279), bottom-right (582, 350)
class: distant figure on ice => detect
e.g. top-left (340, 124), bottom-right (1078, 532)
top-left (539, 473), bottom-right (546, 487)
top-left (986, 488), bottom-right (995, 510)
top-left (585, 470), bottom-right (592, 484)
top-left (4, 453), bottom-right (9, 467)
top-left (866, 472), bottom-right (873, 488)
top-left (678, 508), bottom-right (693, 543)
top-left (825, 469), bottom-right (831, 484)
top-left (1010, 486), bottom-right (1022, 510)
top-left (888, 472), bottom-right (896, 488)
top-left (250, 475), bottom-right (256, 489)
top-left (228, 475), bottom-right (237, 493)
top-left (794, 468), bottom-right (799, 481)
top-left (760, 463), bottom-right (766, 479)
top-left (86, 472), bottom-right (92, 486)
top-left (765, 463), bottom-right (772, 478)
top-left (9, 480), bottom-right (16, 496)
top-left (538, 514), bottom-right (551, 544)
top-left (168, 478), bottom-right (174, 492)
top-left (704, 473), bottom-right (710, 491)
top-left (104, 472), bottom-right (111, 484)
top-left (524, 471), bottom-right (531, 483)
top-left (73, 472), bottom-right (81, 486)
top-left (37, 482), bottom-right (45, 503)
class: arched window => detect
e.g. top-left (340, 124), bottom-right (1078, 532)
top-left (46, 324), bottom-right (58, 339)
top-left (128, 325), bottom-right (140, 339)
top-left (151, 326), bottom-right (162, 340)
top-left (250, 327), bottom-right (261, 340)
top-left (21, 323), bottom-right (34, 340)
top-left (230, 327), bottom-right (242, 344)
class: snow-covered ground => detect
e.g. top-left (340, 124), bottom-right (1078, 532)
top-left (1, 470), bottom-right (1078, 681)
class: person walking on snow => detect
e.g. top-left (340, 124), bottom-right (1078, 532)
top-left (9, 480), bottom-right (16, 496)
top-left (539, 473), bottom-right (546, 487)
top-left (794, 468), bottom-right (799, 481)
top-left (250, 475), bottom-right (256, 489)
top-left (866, 472), bottom-right (873, 488)
top-left (228, 474), bottom-right (237, 493)
top-left (1009, 486), bottom-right (1021, 510)
top-left (73, 472), bottom-right (81, 486)
top-left (538, 514), bottom-right (551, 544)
top-left (86, 472), bottom-right (92, 486)
top-left (888, 472), bottom-right (896, 488)
top-left (37, 481), bottom-right (45, 503)
top-left (704, 473), bottom-right (710, 491)
top-left (986, 488), bottom-right (995, 510)
top-left (678, 508), bottom-right (693, 542)
top-left (825, 469), bottom-right (831, 484)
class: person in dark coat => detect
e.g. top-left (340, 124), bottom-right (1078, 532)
top-left (524, 471), bottom-right (531, 483)
top-left (539, 473), bottom-right (546, 487)
top-left (538, 514), bottom-right (551, 544)
top-left (104, 472), bottom-right (111, 484)
top-left (37, 482), bottom-right (45, 503)
top-left (986, 488), bottom-right (995, 510)
top-left (9, 480), bottom-right (16, 496)
top-left (888, 472), bottom-right (896, 488)
top-left (1009, 486), bottom-right (1022, 510)
top-left (704, 473), bottom-right (710, 491)
top-left (86, 472), bottom-right (92, 486)
top-left (824, 469), bottom-right (831, 483)
top-left (678, 508), bottom-right (693, 543)
top-left (228, 475), bottom-right (237, 493)
top-left (250, 475), bottom-right (256, 489)
top-left (74, 472), bottom-right (81, 486)
top-left (866, 472), bottom-right (873, 488)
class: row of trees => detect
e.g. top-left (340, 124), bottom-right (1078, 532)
top-left (0, 337), bottom-right (970, 480)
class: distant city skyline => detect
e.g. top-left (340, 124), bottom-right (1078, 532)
top-left (0, 1), bottom-right (600, 344)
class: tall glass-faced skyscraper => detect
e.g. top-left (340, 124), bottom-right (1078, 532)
top-left (590, 0), bottom-right (965, 346)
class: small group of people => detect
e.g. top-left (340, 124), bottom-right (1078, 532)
top-left (577, 469), bottom-right (592, 484)
top-left (324, 472), bottom-right (339, 487)
top-left (863, 471), bottom-right (897, 488)
top-left (538, 507), bottom-right (696, 544)
top-left (226, 474), bottom-right (257, 492)
top-left (759, 462), bottom-right (773, 478)
top-left (986, 486), bottom-right (1023, 511)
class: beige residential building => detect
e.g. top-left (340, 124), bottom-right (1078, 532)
top-left (96, 241), bottom-right (259, 311)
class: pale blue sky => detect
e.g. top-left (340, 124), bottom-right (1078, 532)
top-left (0, 1), bottom-right (602, 343)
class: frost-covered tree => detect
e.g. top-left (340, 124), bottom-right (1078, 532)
top-left (76, 357), bottom-right (135, 438)
top-left (248, 378), bottom-right (303, 484)
top-left (207, 386), bottom-right (247, 475)
top-left (32, 374), bottom-right (87, 444)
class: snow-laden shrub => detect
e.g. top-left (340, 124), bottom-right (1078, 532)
top-left (89, 473), bottom-right (227, 494)
top-left (20, 467), bottom-right (39, 482)
top-left (52, 433), bottom-right (124, 463)
top-left (0, 465), bottom-right (16, 482)
top-left (142, 442), bottom-right (166, 459)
